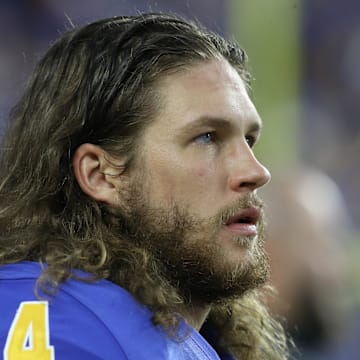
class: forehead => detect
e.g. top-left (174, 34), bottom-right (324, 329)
top-left (152, 58), bottom-right (261, 131)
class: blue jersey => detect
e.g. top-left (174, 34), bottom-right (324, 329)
top-left (0, 262), bottom-right (234, 359)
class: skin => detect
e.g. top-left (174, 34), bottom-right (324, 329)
top-left (73, 57), bottom-right (271, 329)
top-left (136, 58), bottom-right (270, 261)
top-left (132, 58), bottom-right (270, 327)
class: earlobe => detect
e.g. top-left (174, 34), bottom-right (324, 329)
top-left (72, 143), bottom-right (124, 205)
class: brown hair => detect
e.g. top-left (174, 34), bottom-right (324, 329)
top-left (0, 13), bottom-right (289, 359)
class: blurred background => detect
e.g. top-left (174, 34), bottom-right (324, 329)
top-left (0, 1), bottom-right (359, 358)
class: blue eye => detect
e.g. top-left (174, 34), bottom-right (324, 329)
top-left (245, 135), bottom-right (256, 148)
top-left (194, 132), bottom-right (216, 145)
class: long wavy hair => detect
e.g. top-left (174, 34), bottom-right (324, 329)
top-left (0, 13), bottom-right (289, 359)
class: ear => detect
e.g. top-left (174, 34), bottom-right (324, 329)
top-left (72, 143), bottom-right (125, 206)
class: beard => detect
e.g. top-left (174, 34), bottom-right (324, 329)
top-left (113, 182), bottom-right (269, 305)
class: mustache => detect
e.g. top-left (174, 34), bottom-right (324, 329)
top-left (213, 193), bottom-right (264, 227)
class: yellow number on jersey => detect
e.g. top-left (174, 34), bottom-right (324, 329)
top-left (4, 301), bottom-right (55, 360)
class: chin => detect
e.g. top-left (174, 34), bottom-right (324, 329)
top-left (220, 236), bottom-right (258, 263)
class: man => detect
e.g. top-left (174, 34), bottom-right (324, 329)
top-left (0, 13), bottom-right (288, 359)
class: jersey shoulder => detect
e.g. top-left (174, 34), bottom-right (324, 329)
top-left (0, 262), bottom-right (165, 359)
top-left (0, 262), bottom-right (225, 360)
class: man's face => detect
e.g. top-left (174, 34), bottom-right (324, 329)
top-left (119, 58), bottom-right (271, 303)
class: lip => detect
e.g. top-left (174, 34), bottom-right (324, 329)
top-left (224, 207), bottom-right (260, 236)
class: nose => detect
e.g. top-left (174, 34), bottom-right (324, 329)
top-left (228, 145), bottom-right (271, 192)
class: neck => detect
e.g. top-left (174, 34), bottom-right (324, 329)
top-left (181, 303), bottom-right (212, 330)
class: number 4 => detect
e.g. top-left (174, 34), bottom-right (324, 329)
top-left (4, 301), bottom-right (55, 360)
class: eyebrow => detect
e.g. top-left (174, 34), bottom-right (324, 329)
top-left (179, 115), bottom-right (262, 135)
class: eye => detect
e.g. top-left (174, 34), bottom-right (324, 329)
top-left (194, 132), bottom-right (217, 145)
top-left (245, 134), bottom-right (256, 148)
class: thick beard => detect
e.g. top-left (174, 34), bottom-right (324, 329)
top-left (114, 185), bottom-right (269, 305)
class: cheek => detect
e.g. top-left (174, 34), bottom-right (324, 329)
top-left (149, 162), bottom-right (211, 203)
top-left (192, 166), bottom-right (208, 178)
top-left (144, 150), bottom-right (226, 207)
top-left (189, 160), bottom-right (231, 207)
top-left (190, 160), bottom-right (224, 182)
top-left (187, 163), bottom-right (222, 195)
top-left (144, 158), bottom-right (186, 202)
